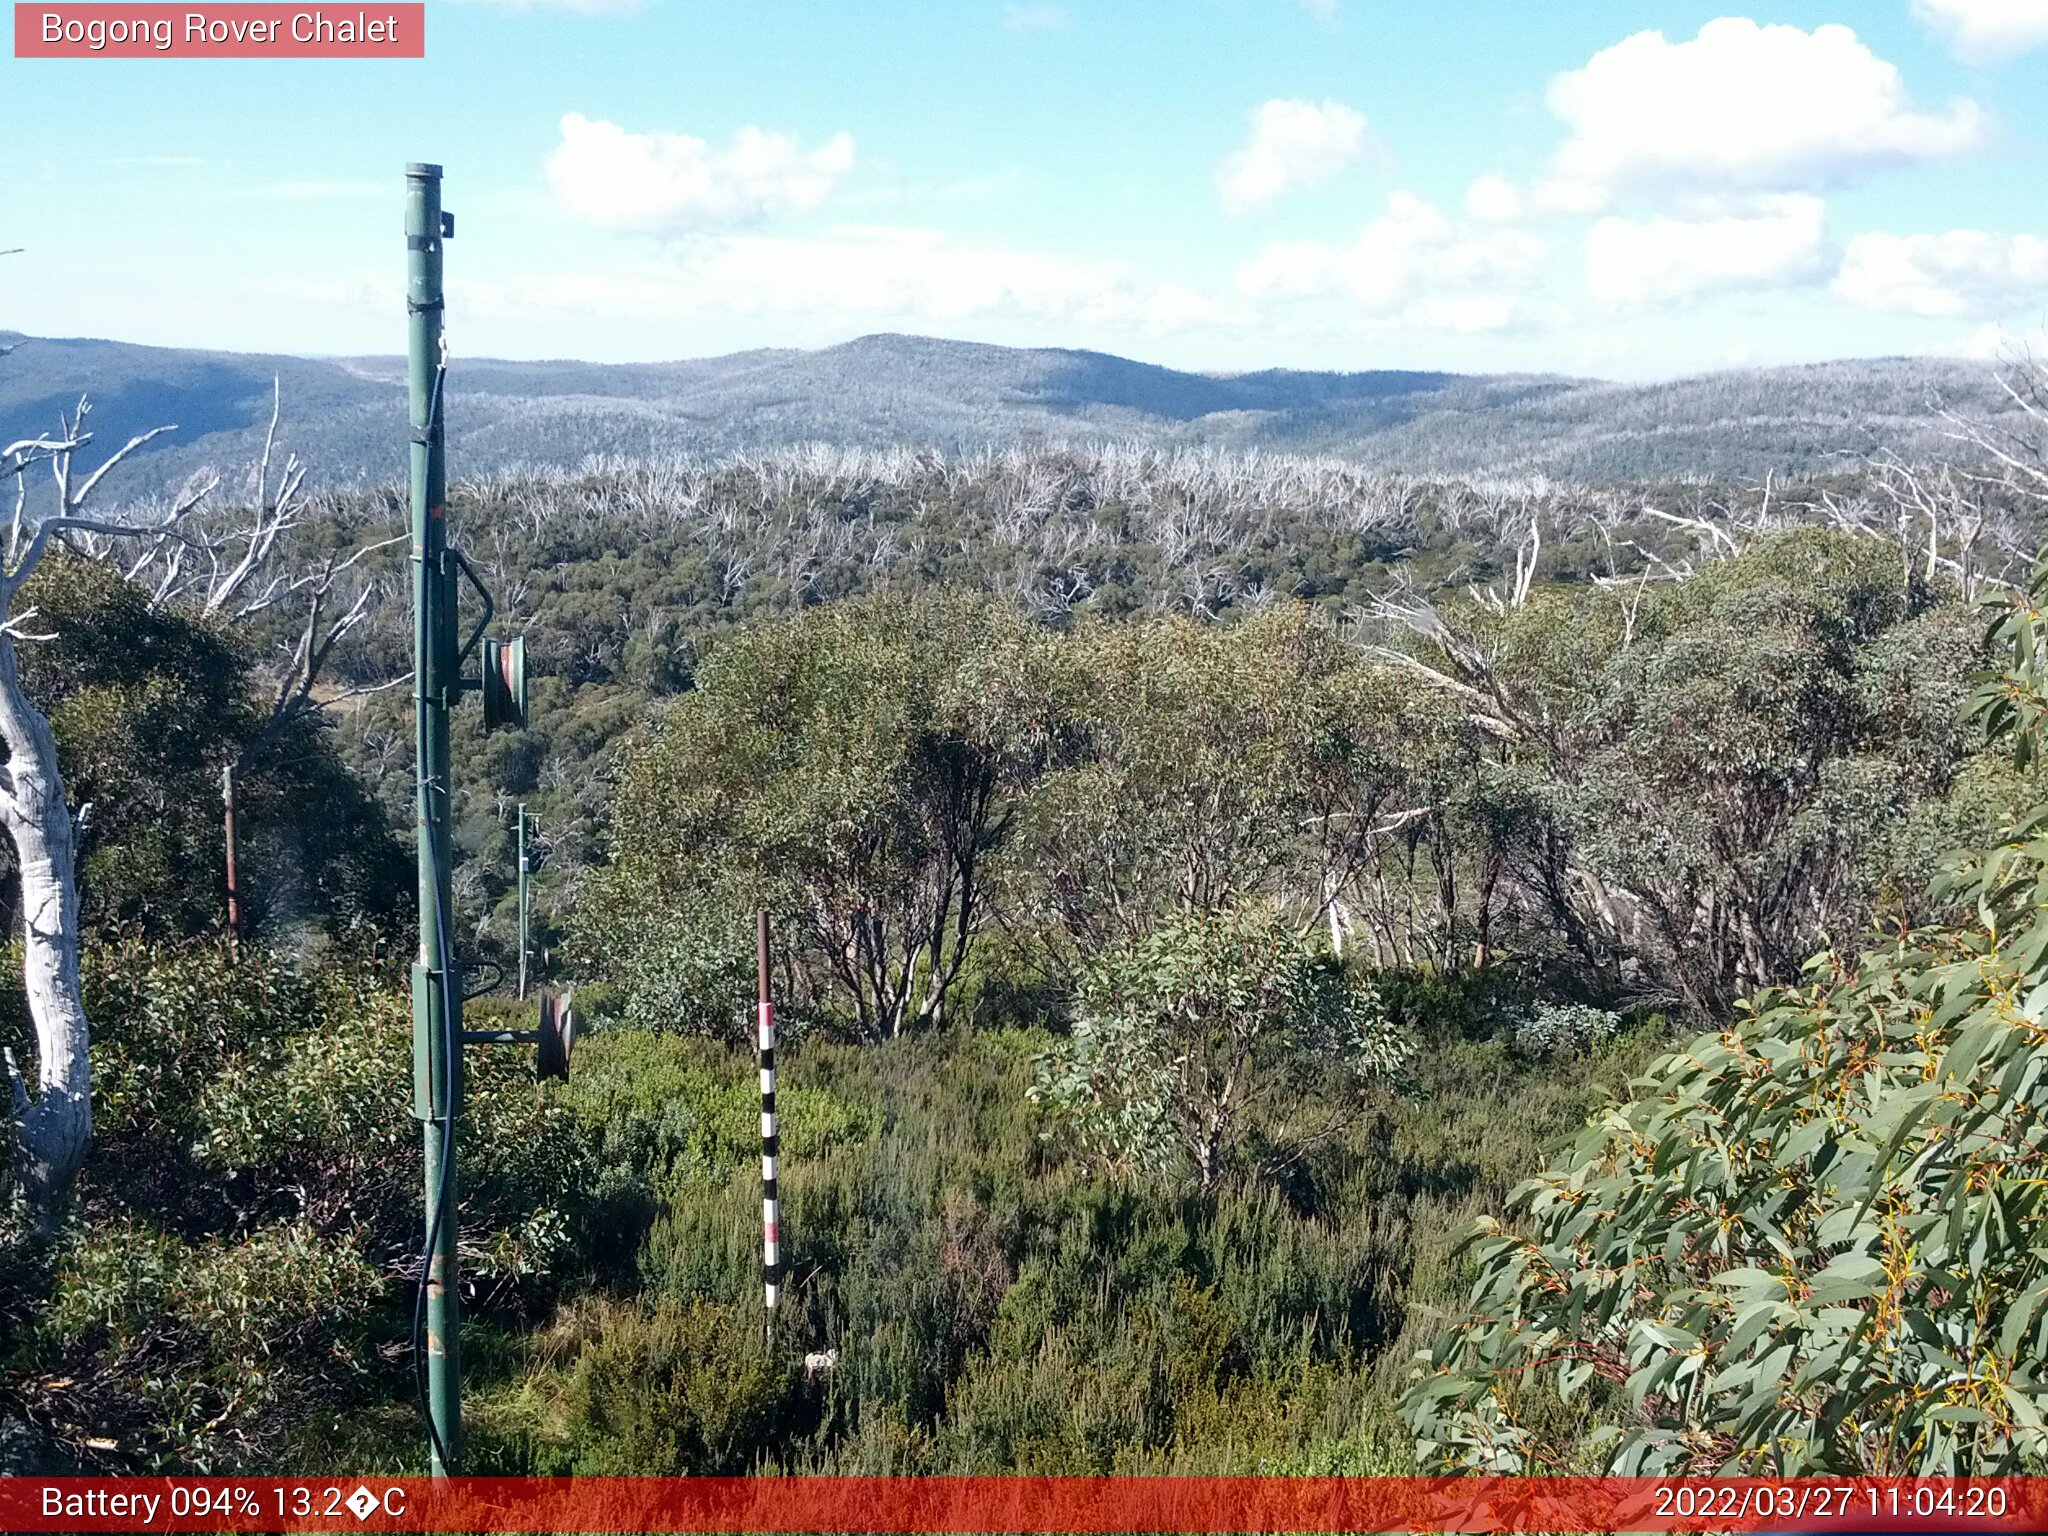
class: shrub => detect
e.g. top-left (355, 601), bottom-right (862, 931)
top-left (1031, 905), bottom-right (1411, 1191)
top-left (6, 939), bottom-right (608, 1472)
top-left (1507, 1000), bottom-right (1622, 1061)
top-left (534, 1297), bottom-right (803, 1474)
top-left (1401, 565), bottom-right (2048, 1474)
top-left (38, 1220), bottom-right (381, 1467)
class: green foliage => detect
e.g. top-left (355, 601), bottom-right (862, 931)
top-left (534, 1297), bottom-right (805, 1475)
top-left (1507, 1000), bottom-right (1622, 1061)
top-left (580, 539), bottom-right (1987, 1035)
top-left (1401, 560), bottom-right (2048, 1475)
top-left (39, 1220), bottom-right (382, 1468)
top-left (1023, 606), bottom-right (1458, 958)
top-left (16, 557), bottom-right (246, 936)
top-left (2, 940), bottom-right (606, 1470)
top-left (1032, 905), bottom-right (1410, 1190)
top-left (537, 1018), bottom-right (1650, 1476)
top-left (1425, 529), bottom-right (1989, 1012)
top-left (563, 1027), bottom-right (882, 1190)
top-left (3, 930), bottom-right (1651, 1477)
top-left (582, 894), bottom-right (756, 1043)
top-left (4, 555), bottom-right (405, 944)
top-left (320, 457), bottom-right (2006, 1021)
top-left (585, 589), bottom-right (1069, 1039)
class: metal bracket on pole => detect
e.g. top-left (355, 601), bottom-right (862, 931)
top-left (449, 548), bottom-right (494, 676)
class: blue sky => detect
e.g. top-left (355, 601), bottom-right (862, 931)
top-left (3, 0), bottom-right (2046, 378)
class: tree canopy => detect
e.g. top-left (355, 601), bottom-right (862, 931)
top-left (1401, 561), bottom-right (2048, 1474)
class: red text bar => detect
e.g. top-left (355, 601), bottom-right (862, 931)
top-left (13, 4), bottom-right (423, 57)
top-left (1, 1477), bottom-right (2043, 1533)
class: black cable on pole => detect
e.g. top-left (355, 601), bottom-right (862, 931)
top-left (412, 783), bottom-right (460, 1476)
top-left (410, 355), bottom-right (460, 1477)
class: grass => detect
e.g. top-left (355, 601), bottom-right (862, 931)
top-left (436, 999), bottom-right (1663, 1476)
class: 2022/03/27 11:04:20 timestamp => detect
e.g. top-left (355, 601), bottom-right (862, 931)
top-left (1653, 1478), bottom-right (2014, 1526)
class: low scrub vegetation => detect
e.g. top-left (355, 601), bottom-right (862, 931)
top-left (6, 409), bottom-right (2048, 1474)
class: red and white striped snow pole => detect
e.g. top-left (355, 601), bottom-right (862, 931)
top-left (758, 909), bottom-right (780, 1322)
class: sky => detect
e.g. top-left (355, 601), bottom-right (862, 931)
top-left (3, 0), bottom-right (2047, 379)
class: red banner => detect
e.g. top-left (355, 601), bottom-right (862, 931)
top-left (13, 4), bottom-right (423, 57)
top-left (0, 1477), bottom-right (2043, 1533)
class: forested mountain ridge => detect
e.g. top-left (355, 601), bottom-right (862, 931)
top-left (0, 328), bottom-right (2007, 490)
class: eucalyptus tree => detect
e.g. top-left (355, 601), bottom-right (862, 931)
top-left (589, 589), bottom-right (1071, 1040)
top-left (1, 400), bottom-right (211, 1219)
top-left (1019, 604), bottom-right (1461, 967)
top-left (2, 385), bottom-right (396, 1221)
top-left (1372, 529), bottom-right (1984, 1012)
top-left (1031, 902), bottom-right (1411, 1192)
top-left (1402, 558), bottom-right (2048, 1474)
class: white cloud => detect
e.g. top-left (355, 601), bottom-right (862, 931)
top-left (1584, 194), bottom-right (1830, 306)
top-left (1001, 4), bottom-right (1068, 33)
top-left (1834, 229), bottom-right (2048, 316)
top-left (1955, 319), bottom-right (2048, 360)
top-left (1402, 294), bottom-right (1530, 335)
top-left (1463, 174), bottom-right (1524, 224)
top-left (1913, 0), bottom-right (2048, 61)
top-left (1237, 191), bottom-right (1548, 331)
top-left (478, 226), bottom-right (1239, 339)
top-left (1547, 19), bottom-right (1982, 206)
top-left (1216, 99), bottom-right (1372, 216)
top-left (547, 113), bottom-right (857, 232)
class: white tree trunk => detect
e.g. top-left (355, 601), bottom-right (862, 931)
top-left (0, 625), bottom-right (92, 1221)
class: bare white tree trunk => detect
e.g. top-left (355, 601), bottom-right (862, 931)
top-left (0, 382), bottom-right (396, 1220)
top-left (0, 403), bottom-right (213, 1222)
top-left (0, 617), bottom-right (90, 1221)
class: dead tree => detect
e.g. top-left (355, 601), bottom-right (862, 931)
top-left (1, 401), bottom-right (211, 1221)
top-left (3, 381), bottom-right (400, 1217)
top-left (97, 383), bottom-right (408, 942)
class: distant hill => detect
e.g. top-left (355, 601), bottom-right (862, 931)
top-left (0, 329), bottom-right (2008, 495)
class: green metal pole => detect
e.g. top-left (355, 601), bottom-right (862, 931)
top-left (517, 805), bottom-right (529, 1000)
top-left (406, 161), bottom-right (462, 1478)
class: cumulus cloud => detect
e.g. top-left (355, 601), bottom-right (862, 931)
top-left (1584, 194), bottom-right (1831, 306)
top-left (1237, 191), bottom-right (1548, 331)
top-left (1546, 19), bottom-right (1982, 207)
top-left (1955, 319), bottom-right (2048, 360)
top-left (1834, 229), bottom-right (2048, 316)
top-left (1913, 0), bottom-right (2048, 61)
top-left (548, 113), bottom-right (857, 232)
top-left (1217, 99), bottom-right (1372, 216)
top-left (1463, 174), bottom-right (1524, 224)
top-left (478, 226), bottom-right (1239, 339)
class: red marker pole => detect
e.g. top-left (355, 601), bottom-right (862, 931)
top-left (757, 909), bottom-right (780, 1325)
